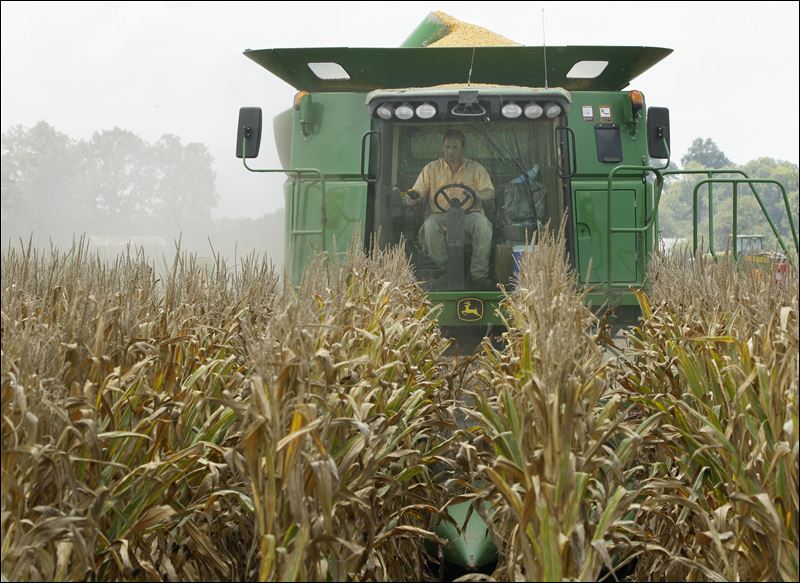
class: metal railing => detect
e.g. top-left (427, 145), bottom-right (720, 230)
top-left (604, 164), bottom-right (664, 294)
top-left (691, 177), bottom-right (798, 264)
top-left (241, 137), bottom-right (327, 281)
top-left (661, 168), bottom-right (793, 255)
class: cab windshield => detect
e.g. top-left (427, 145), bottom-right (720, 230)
top-left (372, 119), bottom-right (563, 291)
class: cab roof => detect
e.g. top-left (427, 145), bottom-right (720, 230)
top-left (244, 46), bottom-right (672, 92)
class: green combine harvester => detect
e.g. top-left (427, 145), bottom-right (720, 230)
top-left (236, 12), bottom-right (798, 575)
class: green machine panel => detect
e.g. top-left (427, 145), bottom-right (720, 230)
top-left (286, 179), bottom-right (368, 283)
top-left (567, 91), bottom-right (648, 177)
top-left (290, 93), bottom-right (372, 175)
top-left (574, 181), bottom-right (644, 284)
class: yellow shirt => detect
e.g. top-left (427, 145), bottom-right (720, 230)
top-left (411, 158), bottom-right (494, 215)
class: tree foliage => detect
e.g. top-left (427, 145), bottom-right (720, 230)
top-left (1, 122), bottom-right (88, 241)
top-left (680, 137), bottom-right (733, 169)
top-left (1, 121), bottom-right (219, 243)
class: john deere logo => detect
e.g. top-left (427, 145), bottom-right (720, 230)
top-left (458, 298), bottom-right (484, 322)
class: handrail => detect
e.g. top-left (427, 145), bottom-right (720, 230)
top-left (665, 168), bottom-right (748, 258)
top-left (692, 178), bottom-right (798, 266)
top-left (604, 137), bottom-right (670, 295)
top-left (360, 130), bottom-right (380, 184)
top-left (604, 164), bottom-right (664, 294)
top-left (556, 126), bottom-right (577, 179)
top-left (241, 137), bottom-right (328, 281)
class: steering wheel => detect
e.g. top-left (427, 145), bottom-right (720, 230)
top-left (433, 183), bottom-right (477, 213)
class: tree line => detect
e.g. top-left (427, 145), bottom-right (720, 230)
top-left (2, 122), bottom-right (218, 240)
top-left (1, 121), bottom-right (284, 266)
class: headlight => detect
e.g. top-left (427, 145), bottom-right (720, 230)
top-left (524, 103), bottom-right (543, 119)
top-left (629, 90), bottom-right (644, 116)
top-left (501, 103), bottom-right (522, 119)
top-left (395, 104), bottom-right (414, 120)
top-left (544, 102), bottom-right (562, 118)
top-left (415, 103), bottom-right (437, 119)
top-left (376, 104), bottom-right (394, 120)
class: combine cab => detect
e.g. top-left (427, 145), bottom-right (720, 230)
top-left (236, 12), bottom-right (798, 573)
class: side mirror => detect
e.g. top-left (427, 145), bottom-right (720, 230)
top-left (647, 107), bottom-right (670, 159)
top-left (236, 107), bottom-right (262, 159)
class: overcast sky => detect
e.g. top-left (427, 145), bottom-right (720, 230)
top-left (2, 1), bottom-right (798, 219)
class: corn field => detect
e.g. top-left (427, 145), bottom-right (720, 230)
top-left (2, 234), bottom-right (797, 582)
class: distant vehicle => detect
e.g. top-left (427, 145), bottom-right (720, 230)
top-left (89, 235), bottom-right (167, 256)
top-left (729, 234), bottom-right (789, 284)
top-left (736, 234), bottom-right (766, 255)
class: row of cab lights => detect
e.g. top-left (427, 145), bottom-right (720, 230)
top-left (375, 101), bottom-right (563, 120)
